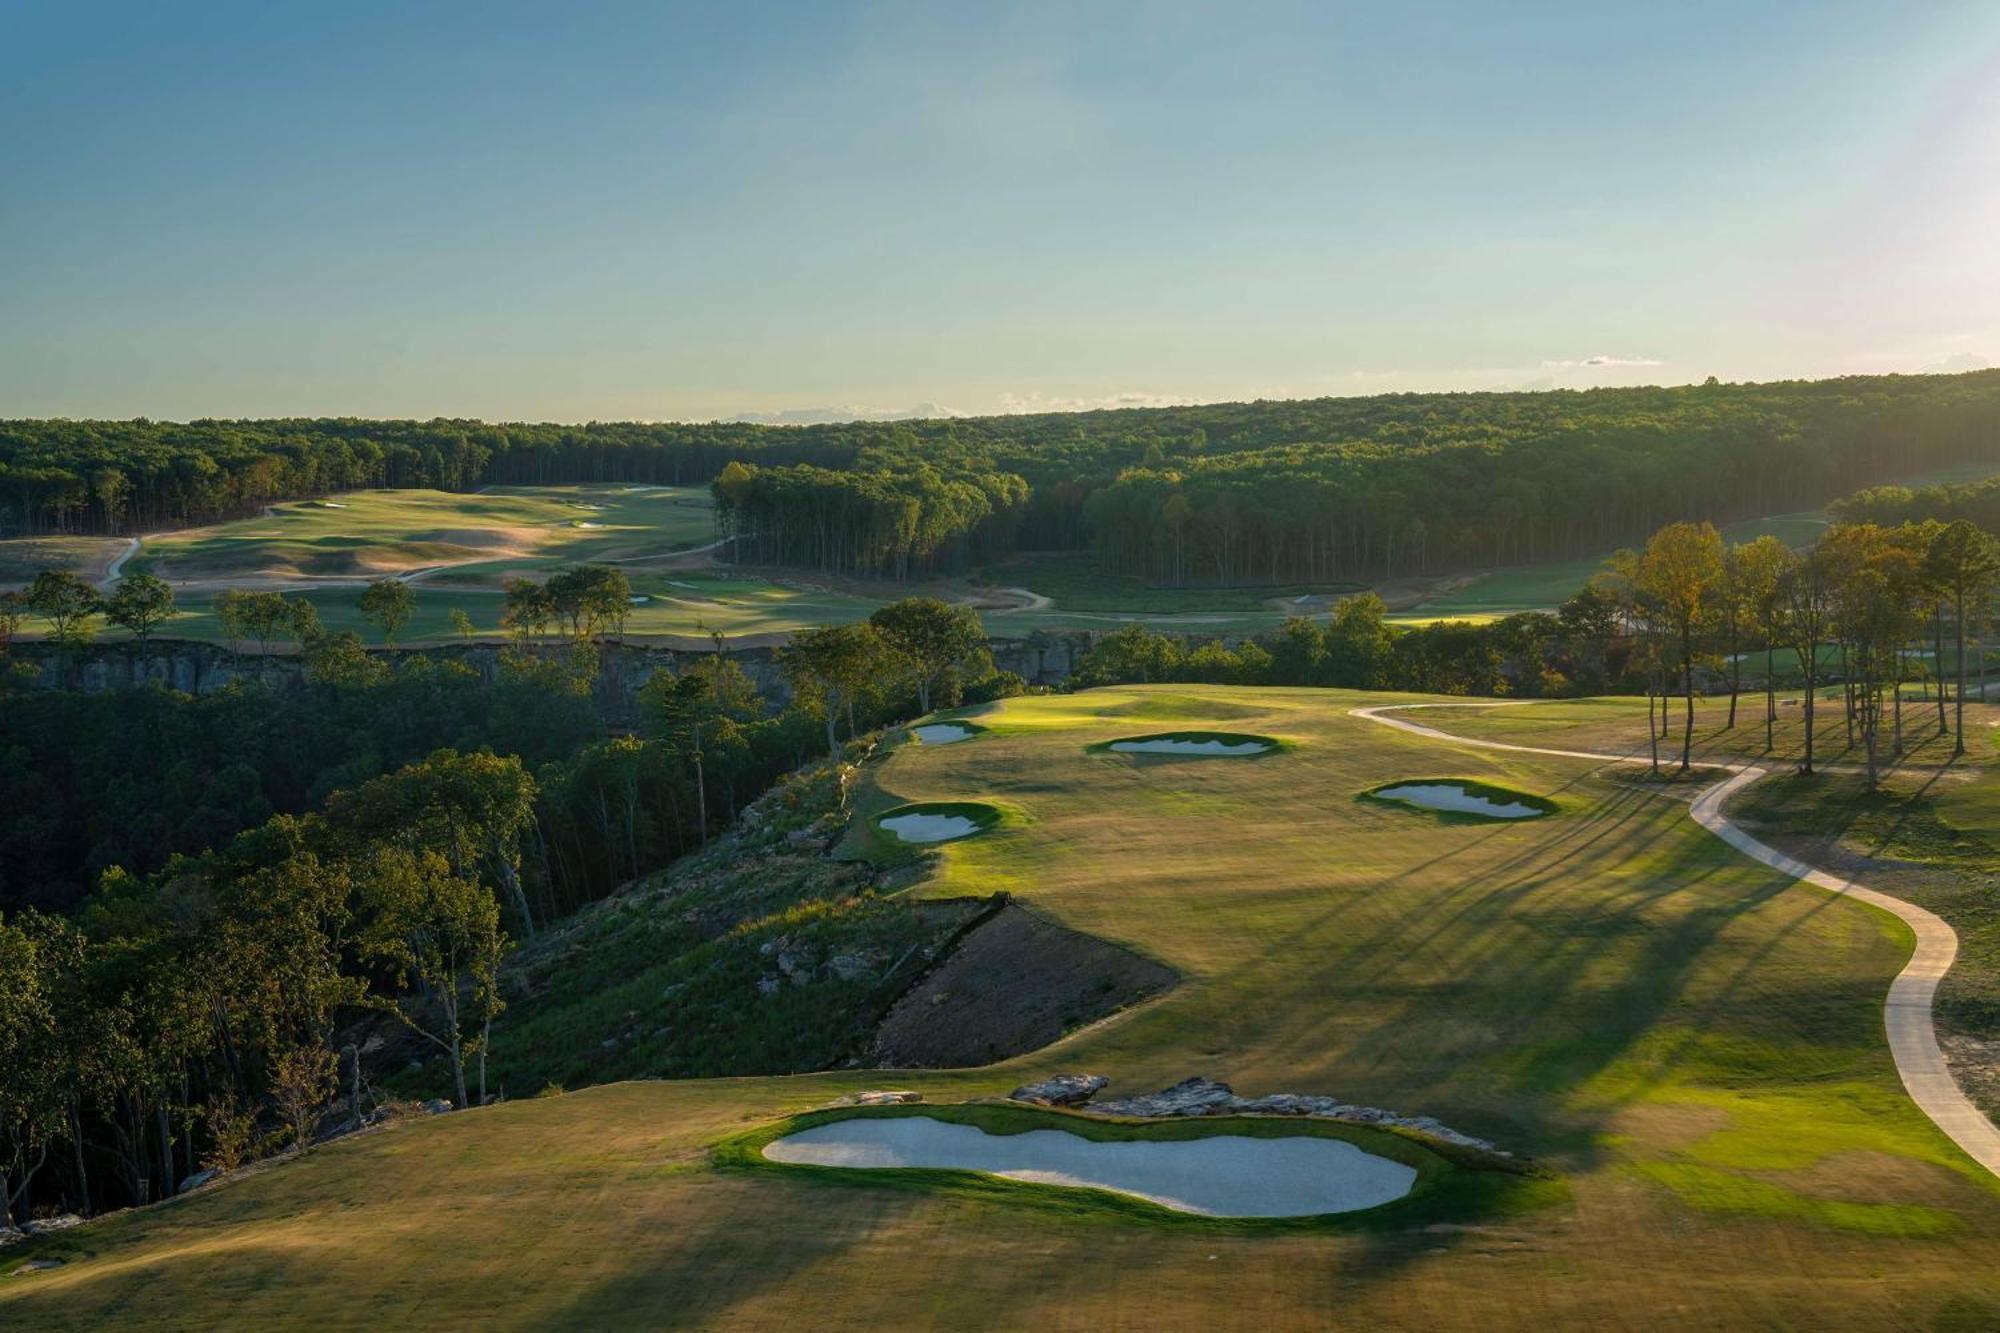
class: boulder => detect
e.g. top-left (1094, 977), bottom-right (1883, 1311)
top-left (827, 954), bottom-right (873, 983)
top-left (422, 1099), bottom-right (453, 1115)
top-left (178, 1168), bottom-right (220, 1194)
top-left (1008, 1073), bottom-right (1110, 1107)
top-left (1092, 1076), bottom-right (1238, 1117)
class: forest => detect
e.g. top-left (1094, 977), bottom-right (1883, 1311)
top-left (8, 369), bottom-right (2000, 585)
top-left (0, 591), bottom-right (1012, 1228)
top-left (1074, 512), bottom-right (2000, 783)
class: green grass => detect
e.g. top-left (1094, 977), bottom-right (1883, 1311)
top-left (132, 484), bottom-right (718, 581)
top-left (8, 685), bottom-right (2000, 1327)
top-left (976, 551), bottom-right (1364, 614)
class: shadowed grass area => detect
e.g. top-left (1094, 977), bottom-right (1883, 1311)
top-left (8, 685), bottom-right (2000, 1328)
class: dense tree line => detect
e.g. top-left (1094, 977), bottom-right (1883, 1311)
top-left (10, 373), bottom-right (1998, 592)
top-left (1077, 514), bottom-right (2000, 788)
top-left (0, 596), bottom-right (1016, 1226)
top-left (1830, 473), bottom-right (2000, 532)
top-left (709, 460), bottom-right (1029, 578)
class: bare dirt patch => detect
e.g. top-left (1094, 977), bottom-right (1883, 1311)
top-left (870, 903), bottom-right (1175, 1067)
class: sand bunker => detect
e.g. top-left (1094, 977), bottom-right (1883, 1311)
top-left (876, 801), bottom-right (1000, 845)
top-left (764, 1116), bottom-right (1416, 1217)
top-left (911, 723), bottom-right (980, 745)
top-left (1104, 731), bottom-right (1277, 757)
top-left (1366, 779), bottom-right (1553, 820)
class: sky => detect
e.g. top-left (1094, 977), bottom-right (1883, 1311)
top-left (2, 1), bottom-right (1998, 423)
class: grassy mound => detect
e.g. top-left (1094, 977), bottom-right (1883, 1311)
top-left (1359, 776), bottom-right (1558, 822)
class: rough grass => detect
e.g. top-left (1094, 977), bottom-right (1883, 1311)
top-left (9, 685), bottom-right (2000, 1328)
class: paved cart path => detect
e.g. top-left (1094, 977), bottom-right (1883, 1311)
top-left (1352, 701), bottom-right (2000, 1178)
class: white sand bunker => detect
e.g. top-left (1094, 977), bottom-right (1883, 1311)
top-left (879, 812), bottom-right (981, 843)
top-left (1110, 737), bottom-right (1272, 756)
top-left (912, 723), bottom-right (977, 745)
top-left (765, 1117), bottom-right (1416, 1217)
top-left (1374, 782), bottom-right (1545, 818)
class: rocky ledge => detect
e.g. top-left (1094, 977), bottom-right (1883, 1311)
top-left (1009, 1075), bottom-right (1501, 1153)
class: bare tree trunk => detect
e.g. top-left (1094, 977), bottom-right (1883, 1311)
top-left (492, 836), bottom-right (534, 942)
top-left (68, 1099), bottom-right (91, 1217)
top-left (1841, 645), bottom-right (1854, 747)
top-left (1680, 628), bottom-right (1695, 772)
top-left (1764, 639), bottom-right (1776, 753)
top-left (157, 1101), bottom-right (175, 1197)
top-left (450, 1033), bottom-right (468, 1111)
top-left (1892, 656), bottom-right (1903, 757)
top-left (1935, 606), bottom-right (1948, 736)
top-left (1956, 595), bottom-right (1970, 757)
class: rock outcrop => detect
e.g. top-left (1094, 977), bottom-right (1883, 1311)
top-left (1009, 1073), bottom-right (1109, 1107)
top-left (1008, 1074), bottom-right (1500, 1152)
top-left (834, 1090), bottom-right (924, 1106)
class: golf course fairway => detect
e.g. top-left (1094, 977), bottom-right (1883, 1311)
top-left (6, 685), bottom-right (1999, 1329)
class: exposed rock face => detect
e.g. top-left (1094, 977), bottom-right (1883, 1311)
top-left (1009, 1074), bottom-right (1109, 1107)
top-left (1090, 1076), bottom-right (1238, 1118)
top-left (1008, 1074), bottom-right (1500, 1153)
top-left (16, 631), bottom-right (1098, 716)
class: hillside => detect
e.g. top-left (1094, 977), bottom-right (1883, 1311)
top-left (8, 686), bottom-right (1999, 1328)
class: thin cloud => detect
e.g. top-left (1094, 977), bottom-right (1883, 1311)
top-left (1541, 355), bottom-right (1667, 369)
top-left (726, 402), bottom-right (963, 426)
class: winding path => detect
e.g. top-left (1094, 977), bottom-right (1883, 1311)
top-left (1350, 701), bottom-right (2000, 1178)
top-left (99, 535), bottom-right (141, 587)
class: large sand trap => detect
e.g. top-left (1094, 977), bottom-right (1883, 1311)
top-left (1372, 781), bottom-right (1547, 819)
top-left (880, 812), bottom-right (981, 843)
top-left (1108, 732), bottom-right (1274, 757)
top-left (912, 723), bottom-right (979, 745)
top-left (764, 1116), bottom-right (1417, 1217)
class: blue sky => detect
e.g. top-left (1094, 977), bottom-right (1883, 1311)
top-left (3, 1), bottom-right (1997, 421)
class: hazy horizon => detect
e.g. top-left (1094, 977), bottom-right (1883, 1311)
top-left (5, 2), bottom-right (1998, 421)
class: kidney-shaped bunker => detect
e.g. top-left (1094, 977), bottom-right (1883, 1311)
top-left (1363, 778), bottom-right (1555, 821)
top-left (875, 800), bottom-right (1004, 845)
top-left (763, 1115), bottom-right (1418, 1218)
top-left (1096, 731), bottom-right (1280, 758)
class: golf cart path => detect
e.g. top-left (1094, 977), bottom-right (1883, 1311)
top-left (1351, 701), bottom-right (2000, 1179)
